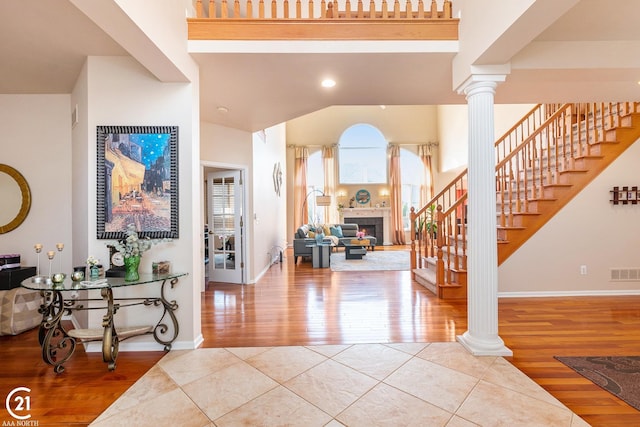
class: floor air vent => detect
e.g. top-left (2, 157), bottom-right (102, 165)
top-left (610, 268), bottom-right (640, 281)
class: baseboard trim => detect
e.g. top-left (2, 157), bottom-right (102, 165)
top-left (499, 289), bottom-right (640, 298)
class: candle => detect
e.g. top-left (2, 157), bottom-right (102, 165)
top-left (34, 243), bottom-right (43, 252)
top-left (56, 243), bottom-right (64, 251)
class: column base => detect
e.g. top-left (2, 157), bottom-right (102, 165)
top-left (457, 331), bottom-right (513, 357)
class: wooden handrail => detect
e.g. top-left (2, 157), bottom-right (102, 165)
top-left (412, 102), bottom-right (640, 296)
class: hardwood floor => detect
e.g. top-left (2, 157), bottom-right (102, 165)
top-left (1, 245), bottom-right (639, 426)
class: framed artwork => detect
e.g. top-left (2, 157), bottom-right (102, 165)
top-left (96, 125), bottom-right (179, 240)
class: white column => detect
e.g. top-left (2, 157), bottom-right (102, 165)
top-left (456, 76), bottom-right (512, 356)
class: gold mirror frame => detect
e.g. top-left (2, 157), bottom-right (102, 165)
top-left (0, 164), bottom-right (31, 234)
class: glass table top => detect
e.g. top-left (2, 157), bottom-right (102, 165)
top-left (21, 272), bottom-right (188, 292)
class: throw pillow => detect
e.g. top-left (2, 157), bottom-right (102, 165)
top-left (330, 225), bottom-right (344, 238)
top-left (323, 224), bottom-right (331, 236)
top-left (308, 231), bottom-right (316, 238)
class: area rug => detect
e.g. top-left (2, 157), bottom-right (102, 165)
top-left (330, 250), bottom-right (410, 272)
top-left (555, 356), bottom-right (640, 411)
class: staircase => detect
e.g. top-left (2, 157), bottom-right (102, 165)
top-left (411, 102), bottom-right (640, 299)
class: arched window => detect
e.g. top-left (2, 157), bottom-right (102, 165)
top-left (338, 124), bottom-right (387, 184)
top-left (400, 148), bottom-right (422, 230)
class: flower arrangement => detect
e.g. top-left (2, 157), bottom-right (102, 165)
top-left (356, 231), bottom-right (365, 239)
top-left (86, 256), bottom-right (100, 266)
top-left (113, 223), bottom-right (165, 258)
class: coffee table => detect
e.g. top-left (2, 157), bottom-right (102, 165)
top-left (344, 243), bottom-right (367, 260)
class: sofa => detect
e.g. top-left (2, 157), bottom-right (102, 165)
top-left (293, 223), bottom-right (377, 263)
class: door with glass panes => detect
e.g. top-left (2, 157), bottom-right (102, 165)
top-left (207, 170), bottom-right (244, 284)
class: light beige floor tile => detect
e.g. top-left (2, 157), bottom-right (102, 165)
top-left (481, 357), bottom-right (565, 407)
top-left (90, 388), bottom-right (210, 427)
top-left (571, 413), bottom-right (592, 427)
top-left (384, 357), bottom-right (479, 413)
top-left (337, 382), bottom-right (452, 427)
top-left (214, 385), bottom-right (332, 427)
top-left (385, 342), bottom-right (430, 355)
top-left (225, 346), bottom-right (272, 360)
top-left (306, 344), bottom-right (352, 358)
top-left (324, 420), bottom-right (346, 427)
top-left (93, 365), bottom-right (179, 423)
top-left (416, 342), bottom-right (495, 379)
top-left (182, 361), bottom-right (279, 421)
top-left (159, 348), bottom-right (242, 386)
top-left (332, 343), bottom-right (413, 380)
top-left (285, 359), bottom-right (379, 416)
top-left (456, 380), bottom-right (574, 427)
top-left (247, 345), bottom-right (327, 382)
top-left (445, 415), bottom-right (480, 426)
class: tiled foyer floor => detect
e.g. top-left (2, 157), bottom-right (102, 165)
top-left (91, 342), bottom-right (589, 427)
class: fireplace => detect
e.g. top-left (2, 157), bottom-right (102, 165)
top-left (343, 216), bottom-right (383, 243)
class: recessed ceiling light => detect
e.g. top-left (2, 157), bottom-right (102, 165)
top-left (380, 105), bottom-right (386, 109)
top-left (216, 106), bottom-right (229, 113)
top-left (321, 79), bottom-right (336, 88)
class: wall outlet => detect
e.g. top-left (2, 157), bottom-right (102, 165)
top-left (580, 265), bottom-right (587, 275)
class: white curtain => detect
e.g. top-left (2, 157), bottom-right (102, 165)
top-left (322, 146), bottom-right (337, 224)
top-left (389, 144), bottom-right (406, 245)
top-left (417, 144), bottom-right (435, 206)
top-left (294, 147), bottom-right (309, 226)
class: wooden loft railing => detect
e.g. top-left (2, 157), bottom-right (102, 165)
top-left (189, 0), bottom-right (458, 40)
top-left (411, 102), bottom-right (640, 299)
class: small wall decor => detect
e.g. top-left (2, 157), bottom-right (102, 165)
top-left (273, 162), bottom-right (282, 196)
top-left (355, 189), bottom-right (371, 204)
top-left (97, 126), bottom-right (179, 240)
top-left (610, 186), bottom-right (639, 205)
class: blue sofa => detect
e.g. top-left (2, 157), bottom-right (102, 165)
top-left (293, 223), bottom-right (377, 263)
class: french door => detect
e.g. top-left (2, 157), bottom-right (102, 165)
top-left (207, 170), bottom-right (244, 284)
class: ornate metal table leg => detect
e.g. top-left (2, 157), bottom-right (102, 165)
top-left (153, 277), bottom-right (180, 350)
top-left (39, 290), bottom-right (76, 373)
top-left (100, 287), bottom-right (119, 371)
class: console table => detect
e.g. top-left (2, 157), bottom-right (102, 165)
top-left (21, 272), bottom-right (187, 373)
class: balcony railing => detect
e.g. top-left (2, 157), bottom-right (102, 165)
top-left (189, 0), bottom-right (458, 40)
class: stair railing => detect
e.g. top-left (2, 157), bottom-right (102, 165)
top-left (410, 103), bottom-right (546, 271)
top-left (412, 101), bottom-right (640, 292)
top-left (497, 102), bottom-right (639, 228)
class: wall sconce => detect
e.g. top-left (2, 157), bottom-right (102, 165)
top-left (379, 189), bottom-right (390, 197)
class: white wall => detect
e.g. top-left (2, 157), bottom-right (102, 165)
top-left (0, 95), bottom-right (73, 274)
top-left (78, 56), bottom-right (200, 350)
top-left (500, 138), bottom-right (640, 295)
top-left (252, 124), bottom-right (288, 279)
top-left (200, 122), bottom-right (287, 283)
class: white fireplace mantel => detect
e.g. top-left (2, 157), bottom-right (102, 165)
top-left (341, 207), bottom-right (392, 245)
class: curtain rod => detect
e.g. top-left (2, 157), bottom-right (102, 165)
top-left (287, 142), bottom-right (437, 148)
top-left (391, 142), bottom-right (439, 147)
top-left (287, 144), bottom-right (337, 148)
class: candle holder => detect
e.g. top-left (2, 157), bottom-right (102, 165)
top-left (31, 243), bottom-right (49, 283)
top-left (56, 243), bottom-right (64, 273)
top-left (47, 251), bottom-right (55, 278)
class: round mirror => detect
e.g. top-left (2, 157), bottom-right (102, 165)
top-left (0, 164), bottom-right (31, 234)
top-left (355, 189), bottom-right (371, 204)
